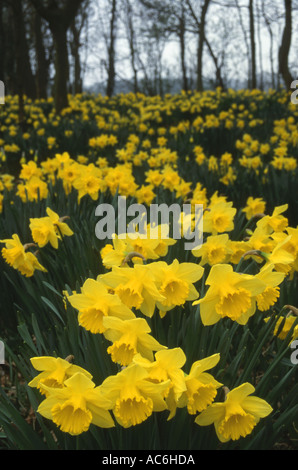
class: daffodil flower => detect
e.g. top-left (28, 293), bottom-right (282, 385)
top-left (177, 354), bottom-right (222, 417)
top-left (99, 264), bottom-right (166, 318)
top-left (29, 208), bottom-right (73, 249)
top-left (264, 314), bottom-right (298, 341)
top-left (103, 315), bottom-right (166, 366)
top-left (46, 207), bottom-right (74, 238)
top-left (192, 234), bottom-right (231, 266)
top-left (1, 234), bottom-right (27, 268)
top-left (203, 200), bottom-right (237, 235)
top-left (193, 264), bottom-right (267, 325)
top-left (133, 348), bottom-right (187, 419)
top-left (262, 235), bottom-right (295, 275)
top-left (255, 264), bottom-right (285, 311)
top-left (195, 382), bottom-right (273, 442)
top-left (148, 259), bottom-right (204, 314)
top-left (256, 204), bottom-right (289, 235)
top-left (242, 197), bottom-right (266, 221)
top-left (67, 278), bottom-right (135, 334)
top-left (37, 372), bottom-right (114, 435)
top-left (1, 234), bottom-right (47, 277)
top-left (28, 356), bottom-right (93, 396)
top-left (29, 216), bottom-right (60, 249)
top-left (99, 363), bottom-right (170, 428)
top-left (16, 251), bottom-right (48, 277)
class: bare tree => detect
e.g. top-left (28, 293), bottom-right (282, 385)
top-left (279, 0), bottom-right (294, 89)
top-left (122, 0), bottom-right (139, 93)
top-left (11, 0), bottom-right (36, 101)
top-left (249, 0), bottom-right (257, 88)
top-left (29, 0), bottom-right (85, 112)
top-left (256, 0), bottom-right (264, 90)
top-left (106, 0), bottom-right (117, 97)
top-left (137, 0), bottom-right (191, 91)
top-left (186, 0), bottom-right (212, 91)
top-left (69, 1), bottom-right (90, 95)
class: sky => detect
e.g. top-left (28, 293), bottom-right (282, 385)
top-left (80, 0), bottom-right (295, 91)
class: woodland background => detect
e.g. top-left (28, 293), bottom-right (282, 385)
top-left (0, 0), bottom-right (297, 113)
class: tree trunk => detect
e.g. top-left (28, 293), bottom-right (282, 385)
top-left (256, 0), bottom-right (263, 90)
top-left (205, 37), bottom-right (225, 90)
top-left (34, 12), bottom-right (48, 99)
top-left (29, 0), bottom-right (83, 112)
top-left (249, 0), bottom-right (257, 89)
top-left (106, 0), bottom-right (117, 98)
top-left (235, 0), bottom-right (251, 88)
top-left (268, 25), bottom-right (275, 89)
top-left (179, 5), bottom-right (188, 91)
top-left (197, 0), bottom-right (211, 92)
top-left (126, 0), bottom-right (138, 94)
top-left (279, 0), bottom-right (293, 89)
top-left (12, 0), bottom-right (36, 101)
top-left (51, 24), bottom-right (70, 112)
top-left (71, 20), bottom-right (83, 94)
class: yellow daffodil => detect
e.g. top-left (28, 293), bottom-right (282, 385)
top-left (46, 208), bottom-right (74, 238)
top-left (148, 259), bottom-right (204, 314)
top-left (276, 227), bottom-right (298, 277)
top-left (148, 224), bottom-right (177, 257)
top-left (0, 234), bottom-right (47, 277)
top-left (99, 264), bottom-right (166, 318)
top-left (37, 372), bottom-right (114, 435)
top-left (203, 201), bottom-right (236, 235)
top-left (29, 208), bottom-right (73, 249)
top-left (101, 228), bottom-right (170, 269)
top-left (133, 348), bottom-right (187, 419)
top-left (28, 356), bottom-right (93, 396)
top-left (242, 197), bottom-right (266, 220)
top-left (102, 315), bottom-right (166, 366)
top-left (101, 237), bottom-right (131, 269)
top-left (256, 204), bottom-right (288, 235)
top-left (57, 162), bottom-right (81, 195)
top-left (178, 353), bottom-right (222, 416)
top-left (262, 235), bottom-right (295, 274)
top-left (195, 382), bottom-right (272, 442)
top-left (17, 251), bottom-right (48, 277)
top-left (99, 363), bottom-right (170, 428)
top-left (255, 265), bottom-right (285, 311)
top-left (135, 185), bottom-right (156, 205)
top-left (120, 231), bottom-right (161, 263)
top-left (265, 314), bottom-right (298, 341)
top-left (192, 234), bottom-right (231, 266)
top-left (29, 216), bottom-right (60, 249)
top-left (67, 278), bottom-right (135, 334)
top-left (1, 234), bottom-right (28, 269)
top-left (193, 264), bottom-right (266, 325)
top-left (17, 176), bottom-right (48, 202)
top-left (246, 227), bottom-right (273, 257)
top-left (19, 160), bottom-right (43, 180)
top-left (72, 164), bottom-right (104, 201)
top-left (227, 240), bottom-right (252, 265)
